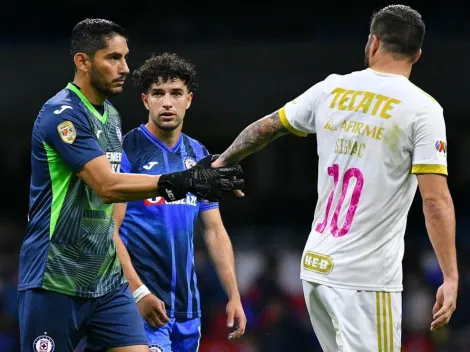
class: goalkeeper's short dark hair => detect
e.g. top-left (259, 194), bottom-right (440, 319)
top-left (70, 19), bottom-right (127, 63)
top-left (133, 53), bottom-right (198, 93)
top-left (370, 5), bottom-right (425, 60)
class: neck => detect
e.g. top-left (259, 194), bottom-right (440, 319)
top-left (369, 56), bottom-right (412, 78)
top-left (145, 121), bottom-right (182, 149)
top-left (73, 75), bottom-right (106, 105)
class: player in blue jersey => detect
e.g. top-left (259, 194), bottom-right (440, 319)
top-left (19, 19), bottom-right (244, 352)
top-left (109, 53), bottom-right (247, 352)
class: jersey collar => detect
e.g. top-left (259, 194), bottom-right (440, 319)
top-left (66, 83), bottom-right (108, 124)
top-left (139, 124), bottom-right (183, 153)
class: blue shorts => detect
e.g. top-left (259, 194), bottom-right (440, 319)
top-left (18, 283), bottom-right (147, 352)
top-left (145, 318), bottom-right (201, 352)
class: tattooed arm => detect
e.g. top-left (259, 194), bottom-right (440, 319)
top-left (214, 110), bottom-right (290, 167)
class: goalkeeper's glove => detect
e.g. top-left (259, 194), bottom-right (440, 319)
top-left (157, 163), bottom-right (244, 203)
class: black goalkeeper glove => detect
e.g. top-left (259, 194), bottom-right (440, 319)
top-left (196, 154), bottom-right (221, 168)
top-left (157, 164), bottom-right (244, 203)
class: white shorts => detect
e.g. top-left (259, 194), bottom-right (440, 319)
top-left (302, 280), bottom-right (402, 352)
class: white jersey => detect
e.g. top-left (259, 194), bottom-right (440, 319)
top-left (280, 68), bottom-right (448, 291)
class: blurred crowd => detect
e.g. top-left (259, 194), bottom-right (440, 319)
top-left (1, 222), bottom-right (470, 352)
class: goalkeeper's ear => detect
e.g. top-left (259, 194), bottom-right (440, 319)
top-left (196, 154), bottom-right (220, 169)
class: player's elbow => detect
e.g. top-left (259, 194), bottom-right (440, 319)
top-left (422, 193), bottom-right (453, 218)
top-left (96, 188), bottom-right (114, 204)
top-left (95, 176), bottom-right (120, 204)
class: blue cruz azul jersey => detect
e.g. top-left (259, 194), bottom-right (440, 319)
top-left (120, 125), bottom-right (218, 319)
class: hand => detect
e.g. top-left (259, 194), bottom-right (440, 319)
top-left (226, 297), bottom-right (247, 341)
top-left (158, 163), bottom-right (244, 202)
top-left (210, 157), bottom-right (245, 198)
top-left (431, 280), bottom-right (458, 331)
top-left (211, 157), bottom-right (225, 169)
top-left (137, 293), bottom-right (170, 328)
top-left (197, 154), bottom-right (221, 169)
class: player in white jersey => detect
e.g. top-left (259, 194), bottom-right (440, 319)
top-left (211, 5), bottom-right (458, 352)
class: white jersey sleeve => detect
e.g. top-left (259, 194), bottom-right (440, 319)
top-left (410, 103), bottom-right (448, 175)
top-left (279, 79), bottom-right (328, 136)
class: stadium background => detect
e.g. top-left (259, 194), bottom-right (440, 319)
top-left (1, 1), bottom-right (469, 351)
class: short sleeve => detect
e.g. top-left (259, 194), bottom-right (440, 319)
top-left (41, 107), bottom-right (104, 172)
top-left (411, 103), bottom-right (448, 175)
top-left (120, 150), bottom-right (131, 174)
top-left (279, 79), bottom-right (327, 136)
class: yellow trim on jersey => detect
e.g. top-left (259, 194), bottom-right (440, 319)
top-left (376, 292), bottom-right (382, 352)
top-left (278, 107), bottom-right (308, 137)
top-left (411, 164), bottom-right (448, 175)
top-left (409, 82), bottom-right (437, 103)
top-left (387, 292), bottom-right (394, 350)
top-left (376, 292), bottom-right (394, 352)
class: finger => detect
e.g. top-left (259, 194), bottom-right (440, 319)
top-left (431, 303), bottom-right (454, 329)
top-left (145, 315), bottom-right (157, 328)
top-left (156, 304), bottom-right (170, 323)
top-left (152, 312), bottom-right (166, 327)
top-left (233, 189), bottom-right (245, 197)
top-left (216, 166), bottom-right (243, 178)
top-left (229, 317), bottom-right (247, 340)
top-left (432, 300), bottom-right (441, 315)
top-left (154, 317), bottom-right (166, 327)
top-left (227, 308), bottom-right (235, 328)
top-left (231, 179), bottom-right (245, 190)
top-left (228, 327), bottom-right (245, 341)
top-left (431, 313), bottom-right (451, 331)
top-left (433, 302), bottom-right (453, 320)
top-left (218, 179), bottom-right (245, 191)
top-left (211, 159), bottom-right (224, 168)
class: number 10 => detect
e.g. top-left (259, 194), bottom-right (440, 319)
top-left (315, 164), bottom-right (364, 238)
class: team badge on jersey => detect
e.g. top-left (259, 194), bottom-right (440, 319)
top-left (184, 156), bottom-right (197, 169)
top-left (57, 121), bottom-right (76, 144)
top-left (33, 334), bottom-right (55, 352)
top-left (149, 345), bottom-right (163, 352)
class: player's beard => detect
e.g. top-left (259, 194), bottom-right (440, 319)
top-left (151, 114), bottom-right (184, 132)
top-left (90, 65), bottom-right (120, 97)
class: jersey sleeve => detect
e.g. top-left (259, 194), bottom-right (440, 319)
top-left (120, 150), bottom-right (131, 174)
top-left (410, 103), bottom-right (448, 175)
top-left (279, 79), bottom-right (327, 136)
top-left (41, 107), bottom-right (104, 172)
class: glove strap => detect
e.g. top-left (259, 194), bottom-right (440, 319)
top-left (157, 173), bottom-right (189, 202)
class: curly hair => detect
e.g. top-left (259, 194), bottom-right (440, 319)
top-left (132, 52), bottom-right (198, 93)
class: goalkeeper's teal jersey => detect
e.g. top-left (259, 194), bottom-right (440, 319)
top-left (19, 83), bottom-right (125, 298)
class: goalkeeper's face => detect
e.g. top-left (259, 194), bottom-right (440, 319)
top-left (143, 79), bottom-right (193, 132)
top-left (89, 35), bottom-right (130, 97)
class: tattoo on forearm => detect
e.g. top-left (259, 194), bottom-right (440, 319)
top-left (218, 110), bottom-right (289, 165)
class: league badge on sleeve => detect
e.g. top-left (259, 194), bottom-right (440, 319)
top-left (33, 334), bottom-right (55, 352)
top-left (435, 140), bottom-right (447, 159)
top-left (57, 121), bottom-right (76, 144)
